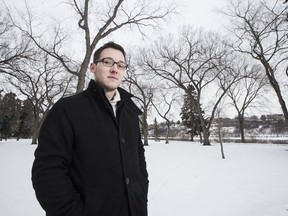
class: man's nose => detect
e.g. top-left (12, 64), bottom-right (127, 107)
top-left (110, 63), bottom-right (118, 72)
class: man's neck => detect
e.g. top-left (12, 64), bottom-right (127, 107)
top-left (105, 90), bottom-right (116, 101)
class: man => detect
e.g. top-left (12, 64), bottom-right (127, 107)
top-left (32, 42), bottom-right (149, 216)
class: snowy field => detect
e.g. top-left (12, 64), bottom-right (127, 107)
top-left (0, 139), bottom-right (288, 216)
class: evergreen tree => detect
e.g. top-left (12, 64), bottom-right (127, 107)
top-left (17, 99), bottom-right (34, 139)
top-left (0, 92), bottom-right (21, 140)
top-left (153, 117), bottom-right (159, 141)
top-left (180, 85), bottom-right (204, 141)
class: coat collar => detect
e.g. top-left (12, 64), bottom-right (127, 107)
top-left (87, 79), bottom-right (142, 115)
top-left (87, 79), bottom-right (132, 102)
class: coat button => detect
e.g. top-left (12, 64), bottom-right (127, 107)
top-left (126, 177), bottom-right (130, 185)
top-left (121, 138), bottom-right (125, 144)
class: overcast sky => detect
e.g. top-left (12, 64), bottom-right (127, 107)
top-left (2, 0), bottom-right (284, 117)
top-left (3, 0), bottom-right (227, 27)
top-left (2, 0), bottom-right (228, 46)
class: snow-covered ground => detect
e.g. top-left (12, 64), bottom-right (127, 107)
top-left (0, 139), bottom-right (287, 216)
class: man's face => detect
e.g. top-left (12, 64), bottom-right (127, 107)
top-left (90, 48), bottom-right (126, 92)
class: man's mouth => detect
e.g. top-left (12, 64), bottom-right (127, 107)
top-left (108, 76), bottom-right (118, 80)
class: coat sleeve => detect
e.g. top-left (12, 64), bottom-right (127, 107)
top-left (130, 99), bottom-right (149, 182)
top-left (137, 128), bottom-right (149, 216)
top-left (32, 98), bottom-right (83, 216)
top-left (138, 129), bottom-right (149, 181)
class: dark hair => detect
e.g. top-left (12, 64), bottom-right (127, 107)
top-left (93, 41), bottom-right (126, 63)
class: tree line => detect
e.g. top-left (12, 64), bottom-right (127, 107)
top-left (0, 92), bottom-right (33, 140)
top-left (0, 0), bottom-right (287, 145)
top-left (151, 114), bottom-right (287, 141)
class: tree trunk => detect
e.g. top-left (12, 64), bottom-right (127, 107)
top-left (143, 125), bottom-right (149, 146)
top-left (190, 119), bottom-right (194, 141)
top-left (272, 82), bottom-right (288, 121)
top-left (76, 74), bottom-right (85, 94)
top-left (142, 113), bottom-right (149, 146)
top-left (76, 53), bottom-right (92, 93)
top-left (202, 127), bottom-right (211, 146)
top-left (238, 114), bottom-right (245, 143)
top-left (220, 141), bottom-right (225, 159)
top-left (262, 62), bottom-right (288, 121)
top-left (31, 132), bottom-right (38, 144)
top-left (199, 132), bottom-right (203, 143)
top-left (165, 124), bottom-right (170, 144)
top-left (190, 132), bottom-right (194, 141)
top-left (30, 114), bottom-right (42, 145)
top-left (31, 121), bottom-right (40, 144)
top-left (199, 112), bottom-right (210, 145)
top-left (217, 125), bottom-right (225, 159)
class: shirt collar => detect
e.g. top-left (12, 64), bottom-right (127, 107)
top-left (110, 89), bottom-right (121, 103)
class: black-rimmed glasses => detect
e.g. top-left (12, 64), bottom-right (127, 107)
top-left (95, 57), bottom-right (128, 70)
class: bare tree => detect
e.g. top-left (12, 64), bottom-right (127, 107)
top-left (225, 61), bottom-right (268, 142)
top-left (222, 0), bottom-right (288, 121)
top-left (141, 27), bottom-right (240, 145)
top-left (123, 65), bottom-right (155, 146)
top-left (0, 9), bottom-right (34, 74)
top-left (2, 51), bottom-right (74, 144)
top-left (214, 107), bottom-right (226, 159)
top-left (151, 88), bottom-right (180, 144)
top-left (7, 0), bottom-right (175, 93)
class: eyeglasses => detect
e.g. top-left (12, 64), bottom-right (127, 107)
top-left (95, 57), bottom-right (128, 70)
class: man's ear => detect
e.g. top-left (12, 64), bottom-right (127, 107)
top-left (90, 63), bottom-right (96, 73)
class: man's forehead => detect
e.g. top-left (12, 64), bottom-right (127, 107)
top-left (101, 48), bottom-right (124, 58)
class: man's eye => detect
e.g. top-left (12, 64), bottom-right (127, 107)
top-left (118, 64), bottom-right (125, 68)
top-left (104, 59), bottom-right (112, 64)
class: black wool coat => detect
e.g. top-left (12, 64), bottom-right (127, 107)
top-left (32, 80), bottom-right (149, 216)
